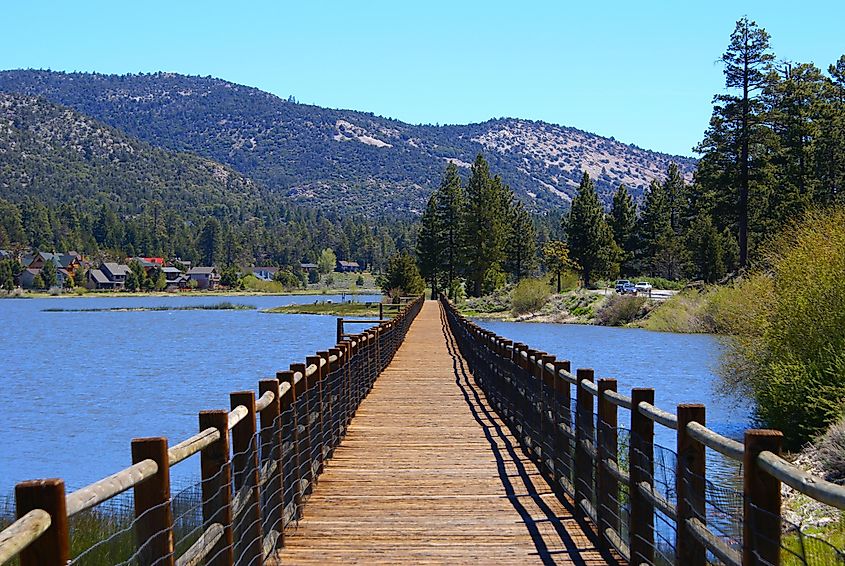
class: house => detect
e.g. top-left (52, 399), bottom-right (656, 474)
top-left (162, 266), bottom-right (189, 290)
top-left (336, 260), bottom-right (361, 273)
top-left (88, 268), bottom-right (118, 290)
top-left (99, 263), bottom-right (131, 289)
top-left (249, 266), bottom-right (279, 281)
top-left (187, 267), bottom-right (220, 289)
top-left (128, 257), bottom-right (164, 274)
top-left (300, 263), bottom-right (318, 272)
top-left (18, 268), bottom-right (41, 289)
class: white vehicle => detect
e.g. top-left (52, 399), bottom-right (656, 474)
top-left (635, 282), bottom-right (653, 293)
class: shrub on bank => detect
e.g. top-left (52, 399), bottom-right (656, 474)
top-left (715, 207), bottom-right (845, 448)
top-left (511, 279), bottom-right (551, 315)
top-left (595, 294), bottom-right (648, 326)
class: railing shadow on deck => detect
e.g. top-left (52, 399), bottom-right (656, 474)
top-left (440, 294), bottom-right (845, 566)
top-left (439, 304), bottom-right (620, 566)
top-left (0, 297), bottom-right (425, 566)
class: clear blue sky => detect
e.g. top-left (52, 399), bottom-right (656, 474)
top-left (2, 1), bottom-right (843, 156)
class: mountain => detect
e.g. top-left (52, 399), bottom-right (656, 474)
top-left (0, 70), bottom-right (696, 218)
top-left (0, 91), bottom-right (269, 217)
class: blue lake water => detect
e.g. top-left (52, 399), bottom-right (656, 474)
top-left (0, 299), bottom-right (749, 499)
top-left (0, 294), bottom-right (380, 492)
top-left (475, 320), bottom-right (751, 487)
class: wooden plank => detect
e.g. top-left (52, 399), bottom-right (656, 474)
top-left (276, 301), bottom-right (615, 565)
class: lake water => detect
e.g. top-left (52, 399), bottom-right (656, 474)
top-left (0, 299), bottom-right (749, 498)
top-left (475, 320), bottom-right (751, 487)
top-left (0, 294), bottom-right (380, 493)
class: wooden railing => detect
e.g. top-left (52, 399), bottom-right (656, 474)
top-left (441, 295), bottom-right (845, 566)
top-left (0, 296), bottom-right (424, 566)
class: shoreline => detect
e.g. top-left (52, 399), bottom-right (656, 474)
top-left (0, 288), bottom-right (383, 300)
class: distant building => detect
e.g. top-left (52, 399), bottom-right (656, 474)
top-left (336, 260), bottom-right (361, 273)
top-left (187, 267), bottom-right (220, 289)
top-left (249, 266), bottom-right (279, 281)
top-left (162, 266), bottom-right (189, 290)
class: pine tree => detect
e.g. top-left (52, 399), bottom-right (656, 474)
top-left (198, 217), bottom-right (223, 266)
top-left (435, 163), bottom-right (464, 297)
top-left (718, 17), bottom-right (775, 266)
top-left (460, 155), bottom-right (508, 296)
top-left (416, 193), bottom-right (444, 294)
top-left (40, 259), bottom-right (57, 289)
top-left (663, 163), bottom-right (686, 234)
top-left (636, 180), bottom-right (673, 275)
top-left (609, 184), bottom-right (637, 275)
top-left (565, 172), bottom-right (620, 287)
top-left (504, 198), bottom-right (537, 281)
top-left (378, 253), bottom-right (425, 297)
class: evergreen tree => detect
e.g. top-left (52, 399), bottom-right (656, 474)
top-left (416, 193), bottom-right (444, 294)
top-left (40, 259), bottom-right (57, 289)
top-left (565, 172), bottom-right (620, 287)
top-left (378, 253), bottom-right (425, 297)
top-left (460, 155), bottom-right (508, 296)
top-left (636, 179), bottom-right (675, 276)
top-left (435, 163), bottom-right (464, 297)
top-left (663, 163), bottom-right (686, 234)
top-left (701, 17), bottom-right (775, 266)
top-left (609, 184), bottom-right (637, 275)
top-left (198, 218), bottom-right (223, 266)
top-left (504, 198), bottom-right (537, 282)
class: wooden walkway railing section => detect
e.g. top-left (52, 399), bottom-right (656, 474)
top-left (0, 296), bottom-right (424, 566)
top-left (442, 297), bottom-right (845, 566)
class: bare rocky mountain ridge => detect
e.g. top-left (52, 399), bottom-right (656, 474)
top-left (0, 70), bottom-right (696, 217)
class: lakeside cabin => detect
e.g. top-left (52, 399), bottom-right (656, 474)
top-left (187, 266), bottom-right (220, 289)
top-left (336, 260), bottom-right (362, 273)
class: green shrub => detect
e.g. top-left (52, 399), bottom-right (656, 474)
top-left (715, 207), bottom-right (845, 448)
top-left (511, 279), bottom-right (551, 315)
top-left (641, 290), bottom-right (716, 333)
top-left (595, 294), bottom-right (648, 326)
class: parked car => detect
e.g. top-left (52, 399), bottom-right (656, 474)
top-left (635, 281), bottom-right (653, 294)
top-left (615, 279), bottom-right (637, 294)
top-left (614, 279), bottom-right (631, 293)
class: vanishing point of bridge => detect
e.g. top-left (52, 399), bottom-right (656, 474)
top-left (279, 300), bottom-right (610, 564)
top-left (3, 297), bottom-right (844, 565)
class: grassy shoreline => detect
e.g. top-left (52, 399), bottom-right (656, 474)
top-left (263, 301), bottom-right (393, 317)
top-left (1, 288), bottom-right (382, 299)
top-left (42, 302), bottom-right (255, 313)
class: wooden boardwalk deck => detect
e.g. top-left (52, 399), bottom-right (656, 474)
top-left (278, 300), bottom-right (617, 564)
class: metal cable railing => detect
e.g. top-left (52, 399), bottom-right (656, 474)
top-left (0, 296), bottom-right (424, 566)
top-left (441, 294), bottom-right (845, 566)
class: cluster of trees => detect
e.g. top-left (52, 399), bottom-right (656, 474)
top-left (0, 195), bottom-right (415, 276)
top-left (418, 19), bottom-right (845, 294)
top-left (696, 18), bottom-right (845, 267)
top-left (416, 156), bottom-right (541, 297)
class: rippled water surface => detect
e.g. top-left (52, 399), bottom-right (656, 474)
top-left (0, 294), bottom-right (379, 492)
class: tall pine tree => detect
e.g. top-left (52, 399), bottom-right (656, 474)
top-left (565, 172), bottom-right (620, 287)
top-left (609, 184), bottom-right (637, 275)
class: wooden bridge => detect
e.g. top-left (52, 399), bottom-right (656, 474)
top-left (1, 297), bottom-right (844, 565)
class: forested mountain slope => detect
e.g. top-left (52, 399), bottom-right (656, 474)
top-left (0, 70), bottom-right (696, 217)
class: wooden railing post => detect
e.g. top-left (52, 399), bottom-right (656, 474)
top-left (199, 410), bottom-right (234, 566)
top-left (629, 387), bottom-right (655, 565)
top-left (131, 437), bottom-right (174, 566)
top-left (596, 378), bottom-right (618, 547)
top-left (278, 370), bottom-right (303, 521)
top-left (336, 318), bottom-right (343, 344)
top-left (308, 354), bottom-right (326, 475)
top-left (676, 404), bottom-right (706, 566)
top-left (230, 391), bottom-right (263, 564)
top-left (574, 368), bottom-right (595, 514)
top-left (379, 302), bottom-right (384, 320)
top-left (554, 360), bottom-right (572, 490)
top-left (259, 378), bottom-right (284, 552)
top-left (743, 429), bottom-right (783, 566)
top-left (15, 479), bottom-right (69, 566)
top-left (290, 362), bottom-right (313, 495)
top-left (329, 347), bottom-right (343, 447)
